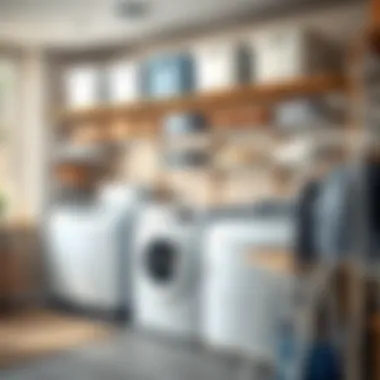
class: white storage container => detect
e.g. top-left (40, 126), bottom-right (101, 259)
top-left (194, 41), bottom-right (251, 91)
top-left (108, 60), bottom-right (140, 103)
top-left (64, 65), bottom-right (101, 109)
top-left (251, 28), bottom-right (336, 83)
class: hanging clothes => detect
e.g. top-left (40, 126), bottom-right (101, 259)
top-left (363, 160), bottom-right (380, 260)
top-left (295, 180), bottom-right (321, 266)
top-left (303, 341), bottom-right (342, 380)
top-left (314, 161), bottom-right (380, 263)
top-left (315, 166), bottom-right (353, 263)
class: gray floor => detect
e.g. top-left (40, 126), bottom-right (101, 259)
top-left (0, 329), bottom-right (271, 380)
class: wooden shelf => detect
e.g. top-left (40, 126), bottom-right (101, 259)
top-left (57, 73), bottom-right (348, 125)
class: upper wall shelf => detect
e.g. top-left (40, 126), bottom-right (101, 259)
top-left (57, 73), bottom-right (348, 125)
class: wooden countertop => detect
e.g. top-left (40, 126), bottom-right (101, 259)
top-left (245, 247), bottom-right (294, 274)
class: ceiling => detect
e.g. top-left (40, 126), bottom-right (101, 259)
top-left (0, 0), bottom-right (362, 49)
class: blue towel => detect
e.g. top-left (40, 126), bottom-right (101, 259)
top-left (303, 343), bottom-right (342, 380)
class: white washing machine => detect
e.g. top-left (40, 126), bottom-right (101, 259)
top-left (201, 206), bottom-right (295, 363)
top-left (132, 203), bottom-right (202, 340)
top-left (47, 185), bottom-right (140, 319)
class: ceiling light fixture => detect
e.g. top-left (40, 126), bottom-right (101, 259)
top-left (115, 0), bottom-right (150, 19)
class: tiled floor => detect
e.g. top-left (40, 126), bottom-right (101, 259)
top-left (0, 329), bottom-right (271, 380)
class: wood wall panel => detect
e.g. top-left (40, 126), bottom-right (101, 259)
top-left (372, 0), bottom-right (380, 29)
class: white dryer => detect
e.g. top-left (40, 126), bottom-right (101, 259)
top-left (201, 204), bottom-right (295, 363)
top-left (132, 203), bottom-right (201, 340)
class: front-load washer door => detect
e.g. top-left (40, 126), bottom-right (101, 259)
top-left (145, 239), bottom-right (177, 285)
top-left (141, 236), bottom-right (193, 301)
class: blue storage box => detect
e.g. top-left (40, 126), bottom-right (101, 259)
top-left (141, 53), bottom-right (194, 98)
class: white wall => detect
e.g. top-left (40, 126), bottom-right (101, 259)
top-left (16, 49), bottom-right (49, 222)
top-left (116, 2), bottom-right (366, 61)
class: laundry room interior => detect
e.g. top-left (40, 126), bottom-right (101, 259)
top-left (1, 0), bottom-right (380, 379)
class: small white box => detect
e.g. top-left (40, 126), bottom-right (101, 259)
top-left (64, 65), bottom-right (101, 109)
top-left (108, 60), bottom-right (140, 103)
top-left (194, 41), bottom-right (250, 91)
top-left (251, 28), bottom-right (337, 83)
